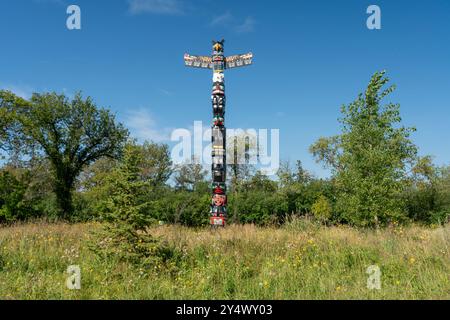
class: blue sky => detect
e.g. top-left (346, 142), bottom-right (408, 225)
top-left (0, 0), bottom-right (449, 177)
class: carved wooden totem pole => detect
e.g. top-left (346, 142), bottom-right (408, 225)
top-left (184, 40), bottom-right (253, 226)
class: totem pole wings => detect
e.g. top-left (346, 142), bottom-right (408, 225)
top-left (184, 53), bottom-right (253, 69)
top-left (225, 53), bottom-right (253, 69)
top-left (184, 54), bottom-right (213, 69)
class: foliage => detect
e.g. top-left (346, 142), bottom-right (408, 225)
top-left (13, 92), bottom-right (128, 218)
top-left (0, 78), bottom-right (448, 228)
top-left (91, 143), bottom-right (166, 267)
top-left (0, 170), bottom-right (30, 222)
top-left (310, 71), bottom-right (417, 227)
top-left (138, 141), bottom-right (173, 187)
top-left (174, 159), bottom-right (207, 192)
top-left (405, 158), bottom-right (450, 224)
top-left (0, 91), bottom-right (30, 154)
top-left (311, 195), bottom-right (333, 223)
top-left (150, 189), bottom-right (210, 226)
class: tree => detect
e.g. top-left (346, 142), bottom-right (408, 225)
top-left (294, 160), bottom-right (312, 185)
top-left (405, 158), bottom-right (450, 224)
top-left (174, 157), bottom-right (207, 192)
top-left (228, 132), bottom-right (257, 223)
top-left (245, 170), bottom-right (277, 193)
top-left (92, 143), bottom-right (162, 266)
top-left (310, 71), bottom-right (417, 227)
top-left (14, 92), bottom-right (128, 218)
top-left (138, 141), bottom-right (173, 187)
top-left (0, 91), bottom-right (32, 162)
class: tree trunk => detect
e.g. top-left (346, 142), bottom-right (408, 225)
top-left (54, 178), bottom-right (74, 219)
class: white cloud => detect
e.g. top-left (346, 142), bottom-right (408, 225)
top-left (210, 11), bottom-right (233, 27)
top-left (128, 0), bottom-right (184, 15)
top-left (209, 12), bottom-right (256, 34)
top-left (158, 88), bottom-right (172, 96)
top-left (123, 108), bottom-right (172, 143)
top-left (235, 16), bottom-right (256, 33)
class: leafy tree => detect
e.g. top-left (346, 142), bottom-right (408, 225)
top-left (81, 141), bottom-right (173, 216)
top-left (21, 157), bottom-right (60, 218)
top-left (14, 92), bottom-right (128, 218)
top-left (277, 161), bottom-right (296, 189)
top-left (310, 71), bottom-right (417, 227)
top-left (0, 91), bottom-right (32, 163)
top-left (139, 141), bottom-right (173, 187)
top-left (0, 159), bottom-right (59, 222)
top-left (173, 157), bottom-right (207, 192)
top-left (405, 158), bottom-right (450, 224)
top-left (294, 160), bottom-right (312, 185)
top-left (245, 170), bottom-right (278, 193)
top-left (228, 133), bottom-right (257, 223)
top-left (78, 156), bottom-right (118, 192)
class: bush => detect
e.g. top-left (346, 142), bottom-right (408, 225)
top-left (149, 189), bottom-right (210, 227)
top-left (0, 170), bottom-right (41, 222)
top-left (311, 195), bottom-right (332, 223)
top-left (228, 191), bottom-right (289, 225)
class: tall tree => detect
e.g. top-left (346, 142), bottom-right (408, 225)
top-left (14, 91), bottom-right (128, 218)
top-left (310, 71), bottom-right (417, 227)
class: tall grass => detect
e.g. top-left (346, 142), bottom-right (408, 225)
top-left (0, 219), bottom-right (448, 299)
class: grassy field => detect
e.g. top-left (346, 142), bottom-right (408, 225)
top-left (0, 220), bottom-right (448, 300)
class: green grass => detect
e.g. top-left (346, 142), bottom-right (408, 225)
top-left (0, 220), bottom-right (448, 299)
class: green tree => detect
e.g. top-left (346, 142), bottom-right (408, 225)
top-left (92, 143), bottom-right (161, 266)
top-left (139, 141), bottom-right (173, 187)
top-left (0, 91), bottom-right (33, 163)
top-left (245, 170), bottom-right (278, 193)
top-left (310, 71), bottom-right (417, 227)
top-left (405, 158), bottom-right (450, 224)
top-left (13, 92), bottom-right (128, 218)
top-left (173, 157), bottom-right (207, 192)
top-left (228, 133), bottom-right (257, 223)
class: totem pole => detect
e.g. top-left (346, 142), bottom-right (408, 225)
top-left (184, 40), bottom-right (253, 227)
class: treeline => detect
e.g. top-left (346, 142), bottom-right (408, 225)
top-left (0, 71), bottom-right (449, 227)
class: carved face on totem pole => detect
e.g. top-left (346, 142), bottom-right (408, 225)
top-left (212, 82), bottom-right (225, 95)
top-left (212, 194), bottom-right (227, 207)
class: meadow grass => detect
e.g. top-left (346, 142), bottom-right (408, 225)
top-left (0, 219), bottom-right (448, 299)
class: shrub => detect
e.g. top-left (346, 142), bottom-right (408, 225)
top-left (0, 170), bottom-right (41, 222)
top-left (311, 195), bottom-right (332, 223)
